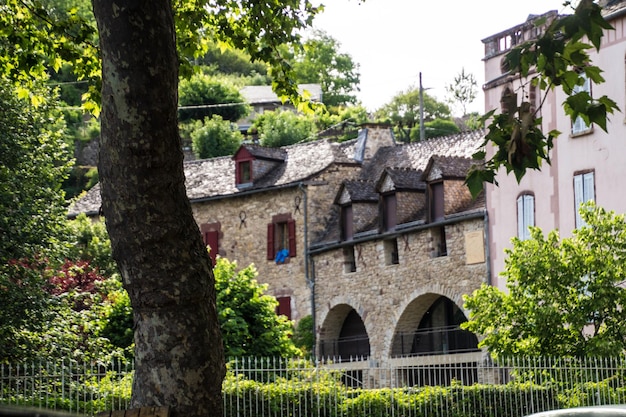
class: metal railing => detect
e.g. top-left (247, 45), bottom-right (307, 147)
top-left (2, 356), bottom-right (626, 417)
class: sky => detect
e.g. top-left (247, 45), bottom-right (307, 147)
top-left (311, 0), bottom-right (572, 114)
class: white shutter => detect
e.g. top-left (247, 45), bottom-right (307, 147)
top-left (517, 196), bottom-right (524, 239)
top-left (574, 174), bottom-right (585, 228)
top-left (524, 195), bottom-right (534, 240)
top-left (583, 172), bottom-right (595, 202)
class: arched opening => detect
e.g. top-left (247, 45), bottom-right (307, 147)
top-left (318, 304), bottom-right (370, 361)
top-left (411, 297), bottom-right (478, 355)
top-left (391, 295), bottom-right (478, 357)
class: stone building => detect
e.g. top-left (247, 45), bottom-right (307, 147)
top-left (69, 124), bottom-right (489, 382)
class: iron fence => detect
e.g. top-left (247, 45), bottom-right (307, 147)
top-left (1, 356), bottom-right (626, 417)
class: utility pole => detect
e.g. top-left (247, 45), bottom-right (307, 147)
top-left (419, 72), bottom-right (425, 141)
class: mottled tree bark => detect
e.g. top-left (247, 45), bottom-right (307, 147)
top-left (91, 1), bottom-right (225, 416)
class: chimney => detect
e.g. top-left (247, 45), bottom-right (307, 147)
top-left (354, 123), bottom-right (396, 163)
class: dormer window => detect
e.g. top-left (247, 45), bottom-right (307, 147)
top-left (340, 205), bottom-right (354, 241)
top-left (381, 193), bottom-right (397, 231)
top-left (429, 181), bottom-right (444, 222)
top-left (233, 144), bottom-right (287, 188)
top-left (237, 160), bottom-right (252, 185)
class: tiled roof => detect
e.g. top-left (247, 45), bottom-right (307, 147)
top-left (341, 180), bottom-right (378, 203)
top-left (359, 129), bottom-right (484, 181)
top-left (243, 144), bottom-right (287, 161)
top-left (381, 168), bottom-right (426, 191)
top-left (424, 155), bottom-right (480, 180)
top-left (68, 138), bottom-right (356, 218)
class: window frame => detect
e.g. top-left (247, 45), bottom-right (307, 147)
top-left (574, 170), bottom-right (595, 228)
top-left (571, 74), bottom-right (592, 135)
top-left (267, 213), bottom-right (296, 261)
top-left (516, 193), bottom-right (535, 240)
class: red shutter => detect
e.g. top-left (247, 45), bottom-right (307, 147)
top-left (287, 219), bottom-right (296, 257)
top-left (267, 223), bottom-right (275, 260)
top-left (276, 296), bottom-right (291, 320)
top-left (205, 230), bottom-right (218, 265)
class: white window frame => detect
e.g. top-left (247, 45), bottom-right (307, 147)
top-left (572, 75), bottom-right (591, 134)
top-left (517, 194), bottom-right (535, 240)
top-left (574, 171), bottom-right (595, 228)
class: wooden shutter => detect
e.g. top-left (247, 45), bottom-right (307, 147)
top-left (287, 219), bottom-right (297, 257)
top-left (341, 205), bottom-right (353, 240)
top-left (276, 296), bottom-right (291, 320)
top-left (431, 182), bottom-right (444, 221)
top-left (267, 223), bottom-right (275, 260)
top-left (383, 194), bottom-right (397, 231)
top-left (204, 230), bottom-right (218, 265)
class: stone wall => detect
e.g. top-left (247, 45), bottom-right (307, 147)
top-left (313, 216), bottom-right (487, 366)
top-left (191, 163), bottom-right (361, 322)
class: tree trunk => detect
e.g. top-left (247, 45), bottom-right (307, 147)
top-left (91, 2), bottom-right (225, 416)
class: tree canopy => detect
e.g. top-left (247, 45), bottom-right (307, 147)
top-left (178, 73), bottom-right (249, 122)
top-left (446, 67), bottom-right (478, 117)
top-left (253, 109), bottom-right (318, 147)
top-left (463, 202), bottom-right (626, 358)
top-left (375, 87), bottom-right (453, 142)
top-left (0, 78), bottom-right (71, 264)
top-left (290, 30), bottom-right (360, 107)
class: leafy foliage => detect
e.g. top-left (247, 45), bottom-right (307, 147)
top-left (65, 214), bottom-right (117, 276)
top-left (0, 258), bottom-right (53, 363)
top-left (0, 0), bottom-right (100, 108)
top-left (290, 30), bottom-right (360, 107)
top-left (292, 315), bottom-right (315, 354)
top-left (253, 110), bottom-right (318, 147)
top-left (446, 67), bottom-right (478, 116)
top-left (186, 115), bottom-right (243, 159)
top-left (463, 202), bottom-right (626, 358)
top-left (375, 87), bottom-right (453, 142)
top-left (467, 0), bottom-right (619, 197)
top-left (409, 119), bottom-right (460, 141)
top-left (214, 257), bottom-right (300, 357)
top-left (0, 78), bottom-right (72, 264)
top-left (197, 41), bottom-right (270, 79)
top-left (178, 74), bottom-right (249, 122)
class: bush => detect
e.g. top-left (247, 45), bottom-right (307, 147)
top-left (189, 115), bottom-right (243, 159)
top-left (253, 110), bottom-right (317, 148)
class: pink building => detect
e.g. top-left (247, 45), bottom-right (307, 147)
top-left (483, 1), bottom-right (626, 289)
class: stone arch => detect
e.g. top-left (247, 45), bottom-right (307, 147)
top-left (317, 301), bottom-right (371, 360)
top-left (387, 285), bottom-right (478, 358)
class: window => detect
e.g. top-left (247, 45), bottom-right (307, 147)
top-left (236, 160), bottom-right (252, 185)
top-left (429, 182), bottom-right (444, 222)
top-left (276, 296), bottom-right (291, 320)
top-left (517, 194), bottom-right (535, 240)
top-left (431, 226), bottom-right (447, 258)
top-left (382, 193), bottom-right (397, 231)
top-left (384, 239), bottom-right (399, 265)
top-left (200, 222), bottom-right (220, 266)
top-left (267, 214), bottom-right (296, 262)
top-left (340, 205), bottom-right (354, 241)
top-left (343, 245), bottom-right (356, 273)
top-left (574, 171), bottom-right (595, 228)
top-left (572, 74), bottom-right (592, 134)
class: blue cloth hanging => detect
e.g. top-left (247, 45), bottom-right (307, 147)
top-left (274, 248), bottom-right (289, 264)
